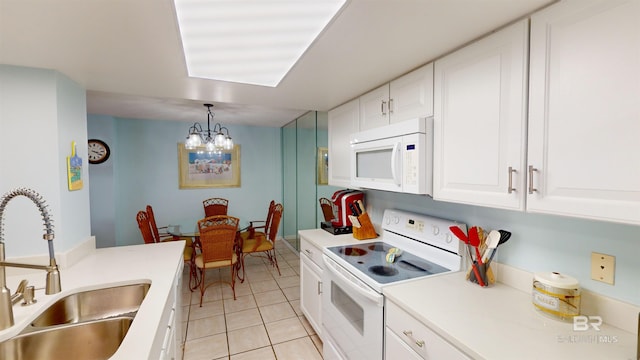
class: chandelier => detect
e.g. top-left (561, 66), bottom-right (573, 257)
top-left (184, 104), bottom-right (234, 151)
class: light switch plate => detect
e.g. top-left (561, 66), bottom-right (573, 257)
top-left (591, 252), bottom-right (615, 285)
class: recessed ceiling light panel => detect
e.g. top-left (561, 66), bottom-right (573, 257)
top-left (174, 0), bottom-right (347, 87)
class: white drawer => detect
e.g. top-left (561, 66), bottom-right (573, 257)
top-left (386, 301), bottom-right (470, 360)
top-left (300, 236), bottom-right (323, 269)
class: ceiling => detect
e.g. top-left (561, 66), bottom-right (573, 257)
top-left (0, 0), bottom-right (555, 128)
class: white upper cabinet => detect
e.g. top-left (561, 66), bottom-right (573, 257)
top-left (328, 98), bottom-right (359, 188)
top-left (359, 63), bottom-right (434, 131)
top-left (433, 19), bottom-right (529, 210)
top-left (527, 0), bottom-right (640, 225)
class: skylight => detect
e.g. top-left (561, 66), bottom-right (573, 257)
top-left (173, 0), bottom-right (347, 87)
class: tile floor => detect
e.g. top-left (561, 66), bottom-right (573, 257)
top-left (179, 241), bottom-right (323, 360)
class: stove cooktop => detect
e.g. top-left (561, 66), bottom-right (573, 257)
top-left (326, 241), bottom-right (449, 285)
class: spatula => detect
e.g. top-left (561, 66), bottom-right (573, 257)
top-left (470, 230), bottom-right (500, 284)
top-left (468, 227), bottom-right (488, 286)
top-left (449, 226), bottom-right (486, 287)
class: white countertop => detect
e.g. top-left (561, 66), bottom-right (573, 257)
top-left (383, 271), bottom-right (637, 360)
top-left (0, 240), bottom-right (185, 359)
top-left (299, 228), bottom-right (376, 249)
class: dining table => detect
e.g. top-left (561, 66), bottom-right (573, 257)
top-left (166, 216), bottom-right (248, 286)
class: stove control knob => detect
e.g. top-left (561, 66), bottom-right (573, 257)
top-left (445, 233), bottom-right (453, 243)
top-left (385, 216), bottom-right (390, 225)
top-left (432, 226), bottom-right (440, 236)
top-left (393, 216), bottom-right (400, 224)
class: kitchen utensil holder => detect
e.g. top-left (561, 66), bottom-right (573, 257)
top-left (352, 213), bottom-right (377, 240)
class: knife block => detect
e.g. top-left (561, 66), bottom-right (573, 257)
top-left (353, 213), bottom-right (377, 240)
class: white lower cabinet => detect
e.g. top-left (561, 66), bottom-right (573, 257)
top-left (385, 300), bottom-right (469, 360)
top-left (156, 260), bottom-right (183, 360)
top-left (300, 236), bottom-right (324, 338)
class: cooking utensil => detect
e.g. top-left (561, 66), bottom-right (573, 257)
top-left (485, 229), bottom-right (512, 266)
top-left (470, 230), bottom-right (500, 284)
top-left (468, 227), bottom-right (487, 287)
top-left (451, 226), bottom-right (486, 287)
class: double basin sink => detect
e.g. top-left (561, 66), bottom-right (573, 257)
top-left (0, 282), bottom-right (150, 360)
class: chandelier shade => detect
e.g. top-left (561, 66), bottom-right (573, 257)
top-left (185, 104), bottom-right (234, 152)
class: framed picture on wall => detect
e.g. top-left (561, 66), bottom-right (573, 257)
top-left (178, 144), bottom-right (241, 188)
top-left (317, 147), bottom-right (328, 185)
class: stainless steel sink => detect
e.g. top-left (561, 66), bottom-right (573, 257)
top-left (0, 283), bottom-right (151, 359)
top-left (0, 316), bottom-right (134, 360)
top-left (30, 282), bottom-right (150, 328)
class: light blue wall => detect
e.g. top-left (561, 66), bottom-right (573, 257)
top-left (0, 64), bottom-right (91, 257)
top-left (87, 115), bottom-right (283, 247)
top-left (365, 189), bottom-right (640, 306)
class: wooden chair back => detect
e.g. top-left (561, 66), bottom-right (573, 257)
top-left (197, 215), bottom-right (239, 264)
top-left (203, 197), bottom-right (229, 217)
top-left (145, 205), bottom-right (162, 242)
top-left (136, 211), bottom-right (155, 244)
top-left (319, 197), bottom-right (334, 221)
top-left (266, 203), bottom-right (284, 243)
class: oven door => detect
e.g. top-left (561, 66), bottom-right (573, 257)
top-left (322, 255), bottom-right (384, 360)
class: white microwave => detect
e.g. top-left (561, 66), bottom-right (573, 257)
top-left (350, 117), bottom-right (433, 195)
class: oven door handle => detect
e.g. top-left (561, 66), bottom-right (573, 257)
top-left (323, 256), bottom-right (384, 307)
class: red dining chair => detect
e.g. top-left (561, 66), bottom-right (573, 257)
top-left (146, 205), bottom-right (172, 242)
top-left (238, 203), bottom-right (283, 282)
top-left (195, 215), bottom-right (240, 305)
top-left (203, 197), bottom-right (229, 217)
top-left (136, 211), bottom-right (156, 244)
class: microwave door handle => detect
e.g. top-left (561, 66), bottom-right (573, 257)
top-left (391, 142), bottom-right (402, 186)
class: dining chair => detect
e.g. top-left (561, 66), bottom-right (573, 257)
top-left (146, 205), bottom-right (172, 242)
top-left (195, 215), bottom-right (240, 305)
top-left (146, 205), bottom-right (198, 289)
top-left (319, 197), bottom-right (335, 222)
top-left (244, 200), bottom-right (275, 239)
top-left (136, 211), bottom-right (156, 244)
top-left (238, 203), bottom-right (283, 282)
top-left (202, 197), bottom-right (229, 217)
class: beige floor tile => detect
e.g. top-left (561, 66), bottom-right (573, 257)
top-left (189, 300), bottom-right (224, 320)
top-left (311, 334), bottom-right (323, 354)
top-left (289, 299), bottom-right (303, 316)
top-left (225, 308), bottom-right (263, 331)
top-left (259, 302), bottom-right (296, 324)
top-left (275, 275), bottom-right (300, 289)
top-left (222, 280), bottom-right (253, 300)
top-left (250, 279), bottom-right (279, 294)
top-left (229, 346), bottom-right (276, 360)
top-left (277, 266), bottom-right (297, 277)
top-left (299, 315), bottom-right (316, 336)
top-left (265, 317), bottom-right (308, 344)
top-left (286, 259), bottom-right (300, 269)
top-left (254, 289), bottom-right (287, 307)
top-left (227, 324), bottom-right (271, 355)
top-left (282, 286), bottom-right (300, 301)
top-left (183, 332), bottom-right (228, 360)
top-left (193, 284), bottom-right (223, 305)
top-left (281, 252), bottom-right (300, 262)
top-left (273, 337), bottom-right (323, 360)
top-left (186, 314), bottom-right (226, 340)
top-left (224, 294), bottom-right (257, 314)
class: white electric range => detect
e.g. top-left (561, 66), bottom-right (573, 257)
top-left (321, 209), bottom-right (465, 360)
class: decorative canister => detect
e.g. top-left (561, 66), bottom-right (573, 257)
top-left (532, 272), bottom-right (581, 322)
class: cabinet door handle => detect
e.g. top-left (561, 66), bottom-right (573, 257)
top-left (381, 100), bottom-right (387, 115)
top-left (415, 340), bottom-right (425, 348)
top-left (402, 330), bottom-right (413, 337)
top-left (305, 249), bottom-right (312, 255)
top-left (317, 281), bottom-right (322, 295)
top-left (389, 98), bottom-right (394, 114)
top-left (528, 165), bottom-right (538, 194)
top-left (508, 166), bottom-right (517, 194)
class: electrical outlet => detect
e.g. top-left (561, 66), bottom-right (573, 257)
top-left (591, 252), bottom-right (615, 285)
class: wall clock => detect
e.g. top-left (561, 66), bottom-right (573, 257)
top-left (88, 139), bottom-right (111, 164)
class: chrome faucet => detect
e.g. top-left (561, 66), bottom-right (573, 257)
top-left (0, 188), bottom-right (61, 330)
